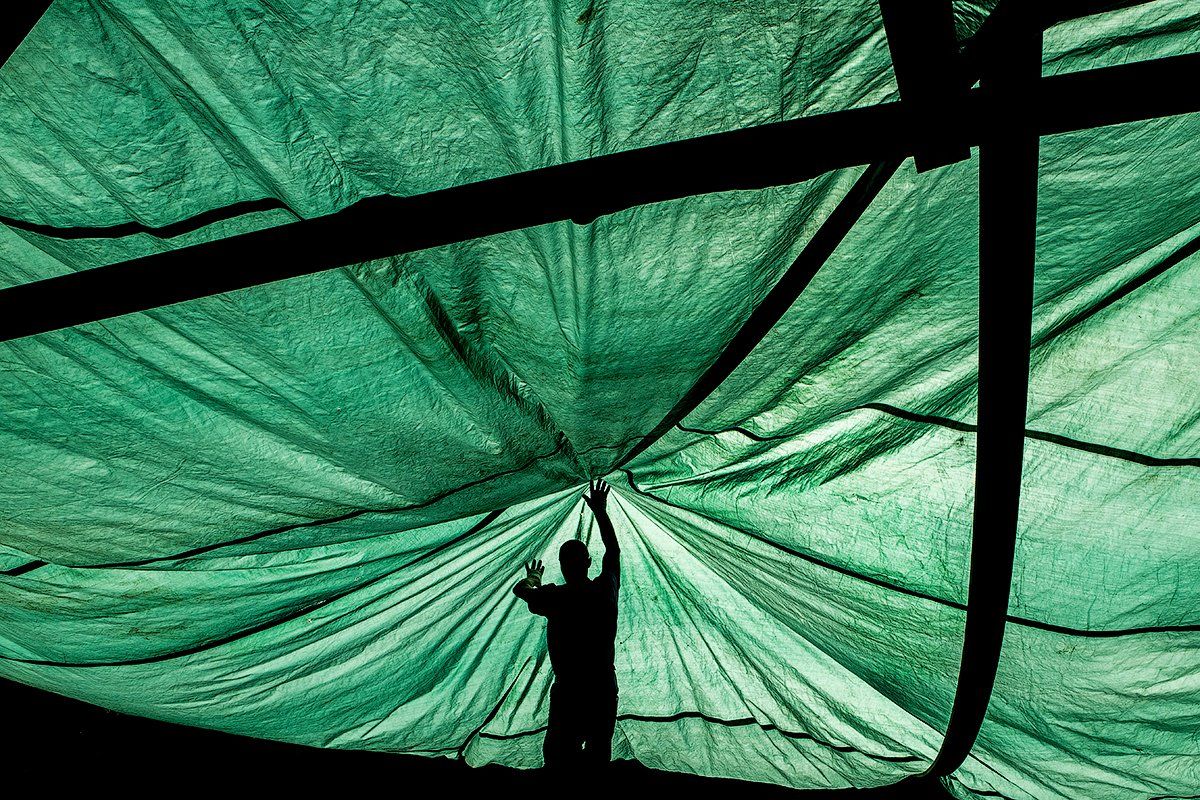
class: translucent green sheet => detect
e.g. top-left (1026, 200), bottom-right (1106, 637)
top-left (1, 3), bottom-right (1197, 798)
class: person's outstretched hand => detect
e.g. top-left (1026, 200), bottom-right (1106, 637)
top-left (522, 559), bottom-right (544, 588)
top-left (583, 478), bottom-right (610, 516)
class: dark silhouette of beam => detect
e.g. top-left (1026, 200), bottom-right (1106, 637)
top-left (962, 1), bottom-right (1160, 88)
top-left (0, 51), bottom-right (1197, 342)
top-left (610, 0), bottom-right (1158, 472)
top-left (0, 2), bottom-right (52, 69)
top-left (926, 10), bottom-right (1043, 780)
top-left (615, 159), bottom-right (902, 470)
top-left (879, 0), bottom-right (969, 171)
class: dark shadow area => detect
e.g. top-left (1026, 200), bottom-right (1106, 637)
top-left (2, 678), bottom-right (949, 797)
top-left (0, 2), bottom-right (53, 68)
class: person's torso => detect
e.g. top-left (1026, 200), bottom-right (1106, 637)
top-left (543, 577), bottom-right (618, 682)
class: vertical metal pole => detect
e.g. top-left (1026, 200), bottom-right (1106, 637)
top-left (927, 13), bottom-right (1042, 779)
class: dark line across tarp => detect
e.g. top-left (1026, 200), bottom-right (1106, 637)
top-left (0, 560), bottom-right (47, 577)
top-left (1036, 230), bottom-right (1200, 347)
top-left (675, 402), bottom-right (1200, 468)
top-left (618, 470), bottom-right (1200, 639)
top-left (6, 409), bottom-right (1193, 636)
top-left (11, 461), bottom-right (1196, 669)
top-left (0, 442), bottom-right (562, 577)
top-left (477, 709), bottom-right (922, 764)
top-left (863, 403), bottom-right (1200, 468)
top-left (0, 508), bottom-right (505, 667)
top-left (457, 657), bottom-right (533, 759)
top-left (9, 387), bottom-right (1194, 582)
top-left (81, 442), bottom-right (564, 569)
top-left (0, 198), bottom-right (293, 240)
top-left (0, 432), bottom-right (654, 578)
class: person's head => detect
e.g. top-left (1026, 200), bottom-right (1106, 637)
top-left (559, 539), bottom-right (591, 584)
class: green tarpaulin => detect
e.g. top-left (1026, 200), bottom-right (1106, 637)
top-left (0, 2), bottom-right (1197, 798)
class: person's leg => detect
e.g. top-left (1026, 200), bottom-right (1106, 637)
top-left (543, 682), bottom-right (584, 770)
top-left (543, 682), bottom-right (569, 769)
top-left (581, 677), bottom-right (618, 767)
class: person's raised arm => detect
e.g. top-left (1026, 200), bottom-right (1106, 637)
top-left (584, 479), bottom-right (619, 581)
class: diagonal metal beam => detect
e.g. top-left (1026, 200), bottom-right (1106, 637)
top-left (608, 0), bottom-right (1166, 472)
top-left (0, 51), bottom-right (1197, 343)
top-left (879, 0), bottom-right (970, 171)
top-left (0, 2), bottom-right (52, 70)
top-left (965, 0), bottom-right (1164, 80)
top-left (614, 159), bottom-right (903, 470)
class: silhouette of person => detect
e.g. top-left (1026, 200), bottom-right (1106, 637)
top-left (513, 478), bottom-right (620, 769)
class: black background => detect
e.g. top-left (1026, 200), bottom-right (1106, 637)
top-left (2, 677), bottom-right (949, 797)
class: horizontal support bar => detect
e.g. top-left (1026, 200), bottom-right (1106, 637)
top-left (0, 51), bottom-right (1197, 342)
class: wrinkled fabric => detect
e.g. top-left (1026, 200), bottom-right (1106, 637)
top-left (0, 2), bottom-right (1197, 799)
